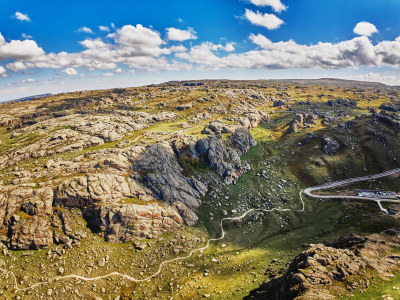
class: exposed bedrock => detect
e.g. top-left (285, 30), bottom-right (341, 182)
top-left (195, 128), bottom-right (256, 184)
top-left (83, 201), bottom-right (196, 242)
top-left (134, 143), bottom-right (207, 210)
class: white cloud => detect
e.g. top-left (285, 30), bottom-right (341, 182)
top-left (77, 27), bottom-right (93, 34)
top-left (113, 24), bottom-right (168, 57)
top-left (224, 42), bottom-right (235, 52)
top-left (99, 25), bottom-right (110, 32)
top-left (176, 42), bottom-right (237, 66)
top-left (169, 45), bottom-right (187, 52)
top-left (102, 72), bottom-right (114, 77)
top-left (115, 68), bottom-right (122, 73)
top-left (180, 33), bottom-right (400, 71)
top-left (249, 33), bottom-right (273, 48)
top-left (15, 12), bottom-right (30, 22)
top-left (353, 72), bottom-right (400, 86)
top-left (354, 22), bottom-right (378, 37)
top-left (0, 66), bottom-right (8, 78)
top-left (5, 22), bottom-right (400, 77)
top-left (21, 33), bottom-right (33, 39)
top-left (244, 9), bottom-right (283, 30)
top-left (62, 67), bottom-right (78, 76)
top-left (0, 32), bottom-right (44, 60)
top-left (166, 27), bottom-right (197, 41)
top-left (3, 24), bottom-right (188, 73)
top-left (249, 0), bottom-right (287, 13)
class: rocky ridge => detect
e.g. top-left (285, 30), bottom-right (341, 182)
top-left (0, 83), bottom-right (263, 250)
top-left (246, 229), bottom-right (400, 299)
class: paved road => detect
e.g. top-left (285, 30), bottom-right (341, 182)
top-left (304, 168), bottom-right (400, 213)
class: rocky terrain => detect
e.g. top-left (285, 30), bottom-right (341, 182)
top-left (246, 229), bottom-right (400, 299)
top-left (1, 79), bottom-right (400, 299)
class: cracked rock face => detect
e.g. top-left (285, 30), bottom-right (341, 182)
top-left (10, 216), bottom-right (53, 250)
top-left (55, 173), bottom-right (155, 207)
top-left (230, 128), bottom-right (257, 156)
top-left (196, 128), bottom-right (255, 184)
top-left (134, 143), bottom-right (207, 210)
top-left (83, 202), bottom-right (185, 242)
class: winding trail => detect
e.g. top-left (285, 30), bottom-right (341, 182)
top-left (2, 168), bottom-right (400, 293)
top-left (1, 191), bottom-right (306, 293)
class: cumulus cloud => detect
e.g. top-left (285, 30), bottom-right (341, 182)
top-left (102, 72), bottom-right (113, 77)
top-left (112, 24), bottom-right (169, 57)
top-left (354, 22), bottom-right (378, 37)
top-left (21, 33), bottom-right (33, 39)
top-left (354, 72), bottom-right (400, 86)
top-left (0, 33), bottom-right (44, 60)
top-left (180, 33), bottom-right (400, 71)
top-left (62, 67), bottom-right (78, 76)
top-left (3, 24), bottom-right (189, 73)
top-left (77, 27), bottom-right (93, 34)
top-left (249, 0), bottom-right (287, 13)
top-left (166, 27), bottom-right (197, 41)
top-left (4, 22), bottom-right (400, 77)
top-left (244, 9), bottom-right (283, 30)
top-left (99, 25), bottom-right (110, 32)
top-left (15, 12), bottom-right (30, 22)
top-left (0, 66), bottom-right (8, 78)
top-left (176, 42), bottom-right (237, 66)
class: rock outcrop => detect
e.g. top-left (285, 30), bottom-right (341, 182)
top-left (83, 202), bottom-right (186, 242)
top-left (55, 173), bottom-right (155, 207)
top-left (202, 121), bottom-right (232, 135)
top-left (196, 128), bottom-right (255, 184)
top-left (246, 230), bottom-right (400, 300)
top-left (322, 137), bottom-right (340, 155)
top-left (287, 113), bottom-right (317, 134)
top-left (134, 143), bottom-right (207, 210)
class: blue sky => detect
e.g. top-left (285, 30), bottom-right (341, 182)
top-left (0, 0), bottom-right (400, 100)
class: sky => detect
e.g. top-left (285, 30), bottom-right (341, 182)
top-left (0, 0), bottom-right (400, 101)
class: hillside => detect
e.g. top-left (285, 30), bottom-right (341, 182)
top-left (1, 79), bottom-right (400, 299)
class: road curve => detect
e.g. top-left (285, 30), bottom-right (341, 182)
top-left (304, 168), bottom-right (400, 212)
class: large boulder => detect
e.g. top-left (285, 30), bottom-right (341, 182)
top-left (230, 128), bottom-right (257, 155)
top-left (322, 137), bottom-right (340, 155)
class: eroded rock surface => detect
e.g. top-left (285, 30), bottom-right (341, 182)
top-left (134, 143), bottom-right (207, 210)
top-left (246, 230), bottom-right (400, 300)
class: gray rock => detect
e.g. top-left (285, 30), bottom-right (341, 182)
top-left (134, 143), bottom-right (207, 210)
top-left (322, 137), bottom-right (340, 155)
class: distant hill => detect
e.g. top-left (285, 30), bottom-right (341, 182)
top-left (280, 78), bottom-right (399, 90)
top-left (4, 93), bottom-right (52, 103)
